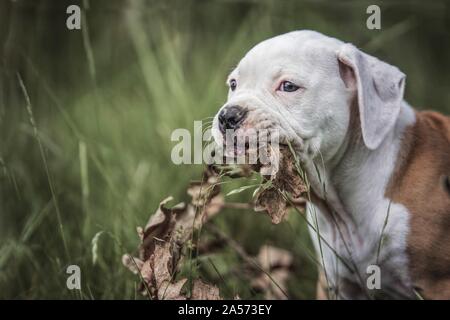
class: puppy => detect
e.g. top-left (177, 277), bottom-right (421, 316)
top-left (212, 30), bottom-right (450, 299)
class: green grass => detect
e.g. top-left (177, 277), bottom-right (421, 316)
top-left (0, 0), bottom-right (449, 299)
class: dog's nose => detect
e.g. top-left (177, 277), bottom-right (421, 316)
top-left (218, 105), bottom-right (248, 133)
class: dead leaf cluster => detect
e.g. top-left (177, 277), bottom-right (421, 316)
top-left (253, 145), bottom-right (308, 224)
top-left (122, 168), bottom-right (223, 300)
top-left (123, 145), bottom-right (306, 299)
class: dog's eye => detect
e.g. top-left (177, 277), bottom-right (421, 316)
top-left (279, 81), bottom-right (300, 92)
top-left (229, 79), bottom-right (237, 91)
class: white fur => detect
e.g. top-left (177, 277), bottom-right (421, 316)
top-left (213, 30), bottom-right (417, 299)
top-left (307, 103), bottom-right (416, 299)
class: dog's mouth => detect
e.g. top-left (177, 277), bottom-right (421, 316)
top-left (222, 137), bottom-right (251, 157)
top-left (212, 105), bottom-right (290, 166)
top-left (218, 126), bottom-right (280, 165)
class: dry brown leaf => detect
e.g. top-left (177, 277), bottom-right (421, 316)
top-left (158, 278), bottom-right (188, 300)
top-left (122, 154), bottom-right (304, 300)
top-left (139, 198), bottom-right (199, 261)
top-left (187, 169), bottom-right (219, 207)
top-left (140, 197), bottom-right (177, 260)
top-left (138, 259), bottom-right (155, 297)
top-left (187, 166), bottom-right (224, 222)
top-left (123, 168), bottom-right (225, 300)
top-left (152, 241), bottom-right (177, 288)
top-left (170, 203), bottom-right (198, 242)
top-left (254, 189), bottom-right (288, 224)
top-left (254, 145), bottom-right (307, 224)
top-left (191, 279), bottom-right (222, 300)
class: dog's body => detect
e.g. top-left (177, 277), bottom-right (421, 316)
top-left (386, 111), bottom-right (450, 299)
top-left (311, 106), bottom-right (450, 299)
top-left (213, 30), bottom-right (450, 299)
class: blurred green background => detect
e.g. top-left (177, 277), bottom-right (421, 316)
top-left (0, 0), bottom-right (449, 299)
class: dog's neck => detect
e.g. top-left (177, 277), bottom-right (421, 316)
top-left (306, 100), bottom-right (416, 244)
top-left (303, 102), bottom-right (417, 298)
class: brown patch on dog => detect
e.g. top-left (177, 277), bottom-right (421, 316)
top-left (443, 176), bottom-right (450, 196)
top-left (386, 111), bottom-right (450, 299)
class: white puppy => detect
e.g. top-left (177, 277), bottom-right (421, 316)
top-left (212, 30), bottom-right (421, 299)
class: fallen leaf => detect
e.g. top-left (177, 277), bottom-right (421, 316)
top-left (152, 241), bottom-right (177, 288)
top-left (187, 169), bottom-right (219, 205)
top-left (122, 156), bottom-right (303, 300)
top-left (191, 279), bottom-right (222, 300)
top-left (158, 278), bottom-right (188, 300)
top-left (140, 197), bottom-right (177, 260)
top-left (254, 187), bottom-right (288, 224)
top-left (187, 166), bottom-right (224, 222)
top-left (254, 145), bottom-right (307, 224)
top-left (122, 168), bottom-right (225, 300)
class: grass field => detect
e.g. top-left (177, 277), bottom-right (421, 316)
top-left (1, 0), bottom-right (449, 299)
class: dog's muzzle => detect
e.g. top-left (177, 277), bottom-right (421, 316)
top-left (218, 105), bottom-right (248, 134)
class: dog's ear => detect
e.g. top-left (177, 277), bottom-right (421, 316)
top-left (337, 43), bottom-right (406, 150)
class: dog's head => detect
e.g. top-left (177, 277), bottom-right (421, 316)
top-left (212, 30), bottom-right (406, 162)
